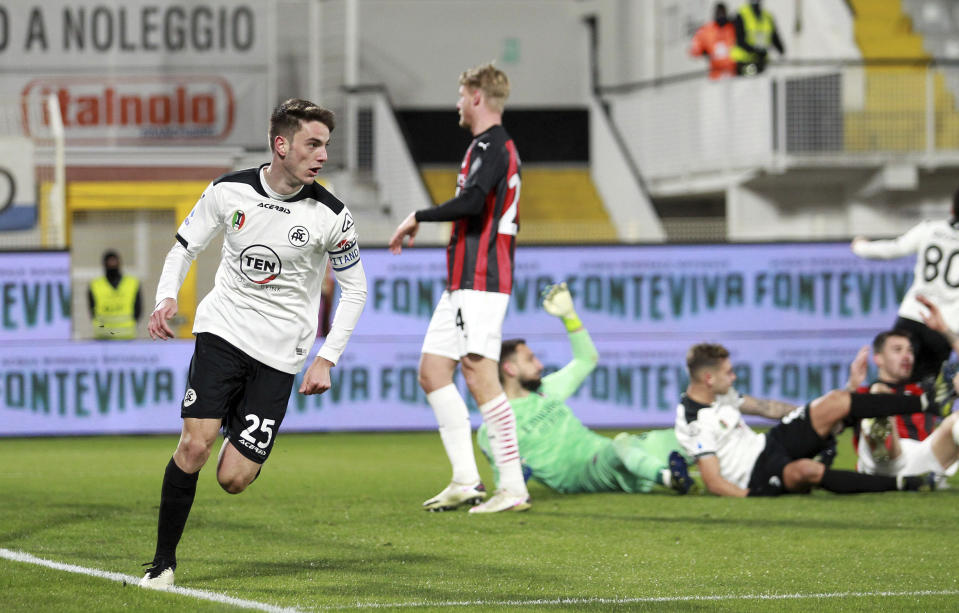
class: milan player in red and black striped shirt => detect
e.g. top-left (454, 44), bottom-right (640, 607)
top-left (847, 298), bottom-right (959, 483)
top-left (390, 63), bottom-right (529, 513)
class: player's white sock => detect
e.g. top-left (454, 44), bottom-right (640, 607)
top-left (478, 393), bottom-right (527, 495)
top-left (427, 384), bottom-right (480, 485)
top-left (659, 468), bottom-right (671, 488)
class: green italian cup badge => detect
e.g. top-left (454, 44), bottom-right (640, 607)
top-left (232, 210), bottom-right (246, 230)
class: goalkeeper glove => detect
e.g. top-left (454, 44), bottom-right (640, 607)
top-left (541, 282), bottom-right (582, 332)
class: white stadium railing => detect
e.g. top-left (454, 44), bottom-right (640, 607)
top-left (601, 60), bottom-right (959, 193)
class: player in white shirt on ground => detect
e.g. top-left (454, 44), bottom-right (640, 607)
top-left (675, 343), bottom-right (951, 497)
top-left (140, 99), bottom-right (367, 589)
top-left (846, 296), bottom-right (959, 482)
top-left (851, 190), bottom-right (959, 379)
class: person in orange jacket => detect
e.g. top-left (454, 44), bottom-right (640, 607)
top-left (690, 2), bottom-right (737, 80)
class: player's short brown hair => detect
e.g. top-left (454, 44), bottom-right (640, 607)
top-left (872, 329), bottom-right (913, 354)
top-left (459, 63), bottom-right (510, 113)
top-left (499, 338), bottom-right (527, 383)
top-left (269, 98), bottom-right (335, 152)
top-left (686, 343), bottom-right (730, 380)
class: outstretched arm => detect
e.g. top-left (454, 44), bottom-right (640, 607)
top-left (539, 283), bottom-right (597, 401)
top-left (851, 222), bottom-right (924, 260)
top-left (740, 395), bottom-right (796, 420)
top-left (389, 187), bottom-right (486, 254)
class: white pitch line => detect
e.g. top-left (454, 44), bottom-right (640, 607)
top-left (328, 589), bottom-right (959, 609)
top-left (0, 548), bottom-right (302, 613)
top-left (4, 548), bottom-right (957, 611)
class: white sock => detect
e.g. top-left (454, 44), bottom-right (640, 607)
top-left (478, 393), bottom-right (527, 495)
top-left (660, 468), bottom-right (671, 488)
top-left (426, 384), bottom-right (480, 485)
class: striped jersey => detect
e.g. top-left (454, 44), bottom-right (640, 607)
top-left (852, 382), bottom-right (937, 459)
top-left (447, 124), bottom-right (521, 294)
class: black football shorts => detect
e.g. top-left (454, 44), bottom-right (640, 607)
top-left (181, 332), bottom-right (294, 464)
top-left (748, 404), bottom-right (830, 496)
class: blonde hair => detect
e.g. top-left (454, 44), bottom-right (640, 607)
top-left (459, 63), bottom-right (510, 113)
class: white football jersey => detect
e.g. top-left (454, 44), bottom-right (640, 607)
top-left (674, 390), bottom-right (766, 489)
top-left (853, 219), bottom-right (959, 327)
top-left (161, 165), bottom-right (365, 374)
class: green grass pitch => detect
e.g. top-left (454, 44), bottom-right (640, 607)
top-left (2, 430), bottom-right (957, 612)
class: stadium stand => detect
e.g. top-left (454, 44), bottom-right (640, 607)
top-left (846, 0), bottom-right (959, 151)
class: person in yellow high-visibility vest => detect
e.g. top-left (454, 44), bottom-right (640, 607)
top-left (88, 249), bottom-right (141, 339)
top-left (730, 0), bottom-right (784, 76)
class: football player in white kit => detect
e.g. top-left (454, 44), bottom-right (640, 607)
top-left (847, 296), bottom-right (959, 483)
top-left (852, 191), bottom-right (959, 379)
top-left (139, 99), bottom-right (367, 589)
top-left (675, 343), bottom-right (951, 497)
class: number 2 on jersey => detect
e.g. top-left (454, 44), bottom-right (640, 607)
top-left (497, 172), bottom-right (520, 236)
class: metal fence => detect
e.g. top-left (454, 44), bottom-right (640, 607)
top-left (601, 60), bottom-right (959, 186)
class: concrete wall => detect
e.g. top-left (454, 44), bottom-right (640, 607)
top-left (727, 168), bottom-right (957, 242)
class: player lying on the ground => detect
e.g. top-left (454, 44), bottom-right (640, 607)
top-left (846, 297), bottom-right (959, 482)
top-left (675, 342), bottom-right (953, 497)
top-left (475, 283), bottom-right (694, 496)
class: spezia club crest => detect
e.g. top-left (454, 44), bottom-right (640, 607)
top-left (288, 225), bottom-right (310, 247)
top-left (232, 210), bottom-right (246, 231)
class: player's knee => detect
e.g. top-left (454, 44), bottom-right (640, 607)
top-left (176, 439), bottom-right (213, 469)
top-left (784, 459), bottom-right (824, 488)
top-left (825, 389), bottom-right (850, 412)
top-left (418, 369), bottom-right (438, 392)
top-left (217, 474), bottom-right (249, 495)
top-left (813, 389), bottom-right (849, 421)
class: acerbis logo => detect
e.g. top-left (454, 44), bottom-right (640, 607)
top-left (288, 226), bottom-right (309, 247)
top-left (240, 244), bottom-right (282, 284)
top-left (258, 202), bottom-right (291, 214)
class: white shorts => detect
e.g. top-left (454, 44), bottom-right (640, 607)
top-left (421, 289), bottom-right (509, 361)
top-left (858, 438), bottom-right (941, 476)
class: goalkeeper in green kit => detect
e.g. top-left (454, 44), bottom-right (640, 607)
top-left (477, 283), bottom-right (695, 495)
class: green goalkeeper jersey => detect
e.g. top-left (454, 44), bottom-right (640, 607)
top-left (477, 329), bottom-right (682, 493)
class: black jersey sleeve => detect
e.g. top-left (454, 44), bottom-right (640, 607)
top-left (414, 185), bottom-right (486, 222)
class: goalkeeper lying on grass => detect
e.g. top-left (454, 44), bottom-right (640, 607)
top-left (477, 283), bottom-right (695, 495)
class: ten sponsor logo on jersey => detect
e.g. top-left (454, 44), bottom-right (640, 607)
top-left (239, 244), bottom-right (282, 284)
